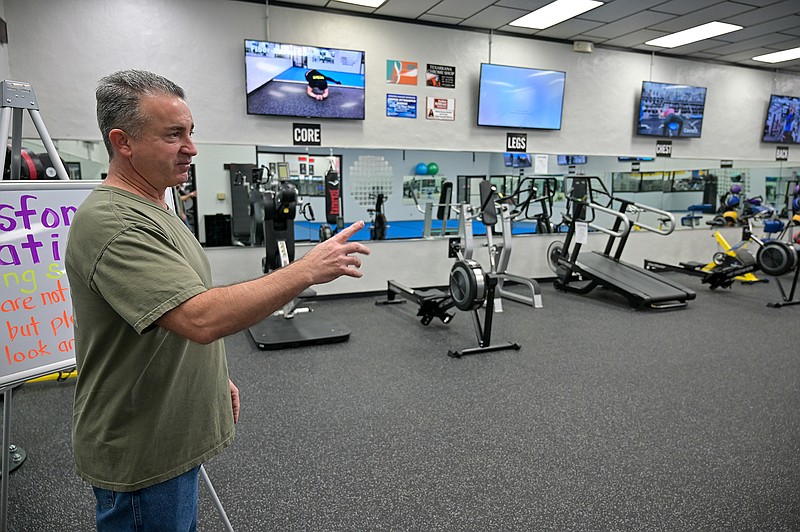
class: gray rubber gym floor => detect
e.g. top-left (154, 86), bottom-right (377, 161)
top-left (5, 270), bottom-right (799, 531)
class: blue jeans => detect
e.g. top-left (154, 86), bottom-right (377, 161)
top-left (93, 465), bottom-right (200, 532)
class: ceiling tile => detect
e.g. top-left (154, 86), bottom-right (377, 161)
top-left (417, 13), bottom-right (465, 26)
top-left (495, 0), bottom-right (552, 10)
top-left (262, 0), bottom-right (800, 72)
top-left (725, 0), bottom-right (800, 26)
top-left (460, 6), bottom-right (529, 29)
top-left (734, 0), bottom-right (796, 7)
top-left (649, 2), bottom-right (756, 32)
top-left (273, 0), bottom-right (328, 5)
top-left (729, 14), bottom-right (800, 40)
top-left (653, 36), bottom-right (738, 54)
top-left (375, 0), bottom-right (441, 19)
top-left (579, 0), bottom-right (670, 23)
top-left (602, 29), bottom-right (666, 47)
top-left (701, 33), bottom-right (799, 55)
top-left (759, 36), bottom-right (800, 51)
top-left (715, 47), bottom-right (782, 61)
top-left (533, 19), bottom-right (607, 40)
top-left (650, 0), bottom-right (727, 16)
top-left (427, 0), bottom-right (490, 19)
top-left (497, 25), bottom-right (541, 36)
top-left (582, 10), bottom-right (674, 39)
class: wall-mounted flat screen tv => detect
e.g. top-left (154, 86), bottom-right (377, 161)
top-left (636, 81), bottom-right (707, 138)
top-left (245, 39), bottom-right (366, 120)
top-left (557, 155), bottom-right (587, 165)
top-left (762, 94), bottom-right (800, 144)
top-left (618, 156), bottom-right (655, 162)
top-left (477, 63), bottom-right (566, 130)
top-left (503, 153), bottom-right (532, 168)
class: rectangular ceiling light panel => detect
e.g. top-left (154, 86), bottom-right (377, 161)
top-left (335, 0), bottom-right (386, 7)
top-left (645, 21), bottom-right (742, 48)
top-left (752, 46), bottom-right (800, 64)
top-left (510, 0), bottom-right (603, 30)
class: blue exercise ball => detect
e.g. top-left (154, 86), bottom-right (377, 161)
top-left (415, 162), bottom-right (428, 175)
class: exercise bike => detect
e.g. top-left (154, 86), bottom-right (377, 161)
top-left (702, 225), bottom-right (800, 307)
top-left (645, 225), bottom-right (767, 290)
top-left (753, 236), bottom-right (800, 307)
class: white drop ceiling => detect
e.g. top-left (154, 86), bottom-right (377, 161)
top-left (256, 0), bottom-right (800, 72)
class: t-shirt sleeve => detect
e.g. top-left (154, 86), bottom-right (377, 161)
top-left (89, 224), bottom-right (207, 334)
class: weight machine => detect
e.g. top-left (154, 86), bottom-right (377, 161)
top-left (247, 165), bottom-right (350, 349)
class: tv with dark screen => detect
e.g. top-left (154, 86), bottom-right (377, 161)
top-left (557, 155), bottom-right (587, 165)
top-left (245, 39), bottom-right (365, 120)
top-left (762, 94), bottom-right (800, 144)
top-left (477, 63), bottom-right (566, 130)
top-left (636, 81), bottom-right (707, 138)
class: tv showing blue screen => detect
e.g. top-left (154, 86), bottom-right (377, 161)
top-left (762, 94), bottom-right (800, 144)
top-left (245, 39), bottom-right (365, 120)
top-left (636, 81), bottom-right (707, 138)
top-left (477, 63), bottom-right (566, 130)
top-left (618, 156), bottom-right (655, 162)
top-left (557, 155), bottom-right (587, 165)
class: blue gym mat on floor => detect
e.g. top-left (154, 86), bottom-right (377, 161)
top-left (294, 219), bottom-right (540, 241)
top-left (273, 66), bottom-right (365, 88)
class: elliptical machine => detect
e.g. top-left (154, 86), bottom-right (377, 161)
top-left (479, 177), bottom-right (558, 309)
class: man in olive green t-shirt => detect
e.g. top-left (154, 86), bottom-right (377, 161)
top-left (66, 70), bottom-right (370, 531)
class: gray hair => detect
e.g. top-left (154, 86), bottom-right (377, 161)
top-left (96, 70), bottom-right (185, 158)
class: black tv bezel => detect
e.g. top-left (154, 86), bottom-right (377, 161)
top-left (476, 62), bottom-right (566, 131)
top-left (635, 80), bottom-right (708, 139)
top-left (761, 93), bottom-right (800, 145)
top-left (244, 38), bottom-right (366, 121)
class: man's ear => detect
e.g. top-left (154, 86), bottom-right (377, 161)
top-left (108, 129), bottom-right (133, 158)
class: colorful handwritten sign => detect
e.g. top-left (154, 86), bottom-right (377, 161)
top-left (0, 181), bottom-right (99, 388)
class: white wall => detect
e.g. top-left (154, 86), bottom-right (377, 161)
top-left (0, 0), bottom-right (9, 81)
top-left (4, 0), bottom-right (799, 162)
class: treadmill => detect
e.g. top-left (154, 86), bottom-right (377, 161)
top-left (549, 176), bottom-right (695, 310)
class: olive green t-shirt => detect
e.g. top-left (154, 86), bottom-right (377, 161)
top-left (65, 185), bottom-right (234, 492)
